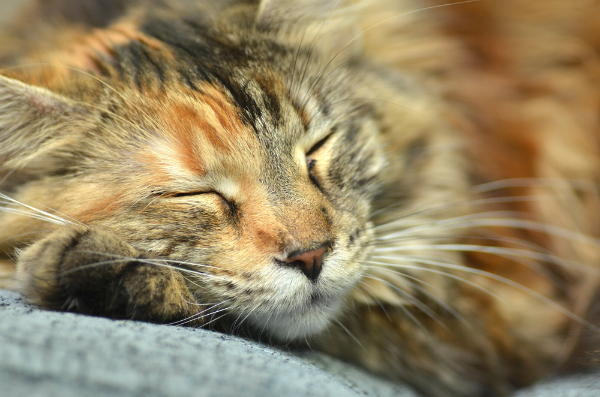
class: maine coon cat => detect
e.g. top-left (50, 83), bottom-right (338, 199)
top-left (2, 0), bottom-right (600, 396)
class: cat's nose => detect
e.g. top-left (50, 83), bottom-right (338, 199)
top-left (283, 246), bottom-right (327, 281)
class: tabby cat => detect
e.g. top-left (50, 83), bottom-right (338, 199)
top-left (2, 0), bottom-right (600, 396)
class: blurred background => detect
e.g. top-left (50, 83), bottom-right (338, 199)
top-left (0, 0), bottom-right (23, 26)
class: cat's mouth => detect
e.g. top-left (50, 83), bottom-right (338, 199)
top-left (219, 243), bottom-right (365, 341)
top-left (227, 260), bottom-right (348, 341)
top-left (248, 293), bottom-right (344, 342)
top-left (310, 292), bottom-right (322, 304)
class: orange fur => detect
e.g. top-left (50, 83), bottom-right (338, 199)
top-left (2, 1), bottom-right (600, 396)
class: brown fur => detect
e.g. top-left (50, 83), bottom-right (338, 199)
top-left (2, 1), bottom-right (600, 396)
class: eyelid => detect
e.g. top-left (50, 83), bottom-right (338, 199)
top-left (156, 191), bottom-right (214, 198)
top-left (306, 128), bottom-right (336, 156)
top-left (158, 190), bottom-right (236, 211)
top-left (154, 190), bottom-right (229, 202)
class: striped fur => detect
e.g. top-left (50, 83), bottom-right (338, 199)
top-left (2, 1), bottom-right (600, 396)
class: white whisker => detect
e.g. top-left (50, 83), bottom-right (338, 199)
top-left (375, 211), bottom-right (600, 251)
top-left (56, 255), bottom-right (230, 284)
top-left (334, 318), bottom-right (364, 350)
top-left (367, 255), bottom-right (598, 331)
top-left (0, 193), bottom-right (74, 225)
top-left (373, 243), bottom-right (600, 275)
top-left (231, 301), bottom-right (262, 332)
top-left (200, 310), bottom-right (232, 328)
top-left (473, 178), bottom-right (600, 195)
top-left (169, 301), bottom-right (230, 326)
top-left (0, 206), bottom-right (67, 225)
top-left (363, 274), bottom-right (446, 330)
top-left (362, 266), bottom-right (472, 330)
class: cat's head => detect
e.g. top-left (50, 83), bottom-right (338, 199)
top-left (1, 0), bottom-right (465, 341)
top-left (0, 0), bottom-right (398, 340)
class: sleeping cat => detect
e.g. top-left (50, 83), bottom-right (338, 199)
top-left (2, 0), bottom-right (600, 396)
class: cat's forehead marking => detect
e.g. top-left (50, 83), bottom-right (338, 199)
top-left (46, 18), bottom-right (169, 76)
top-left (139, 84), bottom-right (261, 183)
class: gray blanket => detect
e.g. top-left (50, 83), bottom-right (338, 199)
top-left (1, 289), bottom-right (599, 397)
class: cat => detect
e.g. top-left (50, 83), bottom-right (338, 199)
top-left (2, 0), bottom-right (600, 396)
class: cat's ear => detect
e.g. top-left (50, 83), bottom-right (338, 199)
top-left (256, 0), bottom-right (363, 60)
top-left (257, 0), bottom-right (340, 21)
top-left (0, 74), bottom-right (92, 171)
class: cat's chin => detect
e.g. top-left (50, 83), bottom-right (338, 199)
top-left (249, 296), bottom-right (344, 342)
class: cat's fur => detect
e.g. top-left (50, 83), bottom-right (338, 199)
top-left (2, 0), bottom-right (600, 396)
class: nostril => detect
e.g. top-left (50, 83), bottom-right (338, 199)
top-left (283, 246), bottom-right (327, 281)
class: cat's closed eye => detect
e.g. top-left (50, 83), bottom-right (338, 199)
top-left (155, 190), bottom-right (234, 210)
top-left (305, 129), bottom-right (336, 186)
top-left (306, 129), bottom-right (336, 157)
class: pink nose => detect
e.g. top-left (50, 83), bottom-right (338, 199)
top-left (284, 246), bottom-right (327, 281)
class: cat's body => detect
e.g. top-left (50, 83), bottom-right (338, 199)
top-left (2, 1), bottom-right (600, 396)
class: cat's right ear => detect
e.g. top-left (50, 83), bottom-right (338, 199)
top-left (257, 0), bottom-right (340, 21)
top-left (256, 0), bottom-right (363, 60)
top-left (0, 73), bottom-right (92, 171)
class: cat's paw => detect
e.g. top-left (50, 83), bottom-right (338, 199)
top-left (16, 224), bottom-right (136, 309)
top-left (17, 224), bottom-right (201, 324)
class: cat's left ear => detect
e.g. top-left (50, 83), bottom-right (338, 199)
top-left (0, 73), bottom-right (93, 171)
top-left (255, 0), bottom-right (363, 60)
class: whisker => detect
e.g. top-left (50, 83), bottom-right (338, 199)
top-left (0, 230), bottom-right (51, 244)
top-left (175, 271), bottom-right (206, 291)
top-left (0, 193), bottom-right (74, 225)
top-left (231, 301), bottom-right (262, 333)
top-left (474, 178), bottom-right (600, 195)
top-left (367, 255), bottom-right (598, 331)
top-left (363, 266), bottom-right (472, 330)
top-left (375, 211), bottom-right (600, 253)
top-left (151, 257), bottom-right (225, 271)
top-left (0, 206), bottom-right (67, 225)
top-left (364, 259), bottom-right (507, 305)
top-left (371, 179), bottom-right (600, 232)
top-left (200, 310), bottom-right (232, 328)
top-left (371, 231), bottom-right (572, 285)
top-left (361, 274), bottom-right (425, 330)
top-left (68, 250), bottom-right (226, 272)
top-left (56, 255), bottom-right (230, 284)
top-left (362, 273), bottom-right (446, 331)
top-left (333, 318), bottom-right (365, 350)
top-left (168, 301), bottom-right (230, 326)
top-left (172, 307), bottom-right (230, 327)
top-left (373, 243), bottom-right (600, 275)
top-left (353, 284), bottom-right (372, 311)
top-left (257, 304), bottom-right (277, 341)
top-left (373, 208), bottom-right (534, 233)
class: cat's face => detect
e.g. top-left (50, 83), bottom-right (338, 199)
top-left (104, 79), bottom-right (384, 340)
top-left (0, 4), bottom-right (386, 340)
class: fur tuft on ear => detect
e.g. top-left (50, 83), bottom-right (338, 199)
top-left (257, 0), bottom-right (340, 21)
top-left (0, 74), bottom-right (92, 171)
top-left (256, 0), bottom-right (364, 61)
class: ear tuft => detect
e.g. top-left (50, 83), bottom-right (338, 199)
top-left (0, 74), bottom-right (90, 171)
top-left (26, 88), bottom-right (72, 115)
top-left (256, 0), bottom-right (364, 60)
top-left (0, 73), bottom-right (82, 115)
top-left (257, 0), bottom-right (339, 22)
